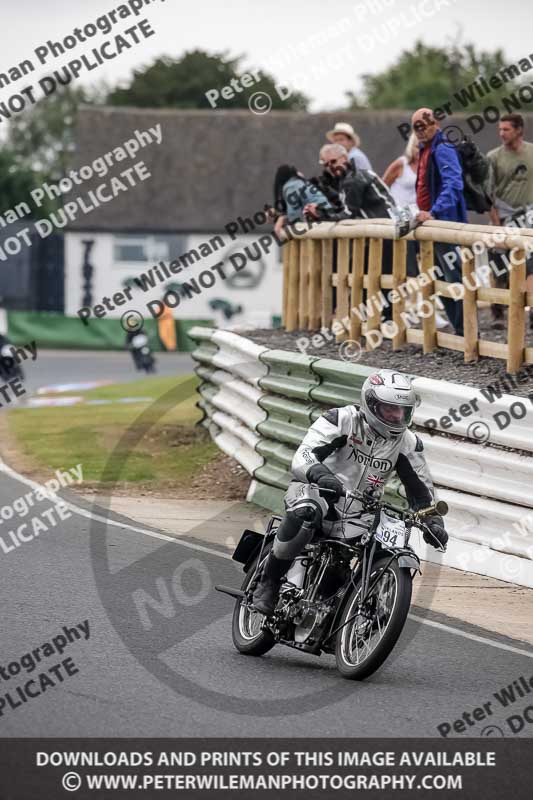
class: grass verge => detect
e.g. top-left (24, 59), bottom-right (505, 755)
top-left (7, 374), bottom-right (218, 489)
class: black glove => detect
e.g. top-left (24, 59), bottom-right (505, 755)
top-left (307, 465), bottom-right (344, 502)
top-left (423, 515), bottom-right (448, 549)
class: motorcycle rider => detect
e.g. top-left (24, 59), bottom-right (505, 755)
top-left (252, 369), bottom-right (448, 616)
top-left (0, 333), bottom-right (23, 382)
top-left (125, 328), bottom-right (143, 370)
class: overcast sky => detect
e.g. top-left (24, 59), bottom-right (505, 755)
top-left (2, 0), bottom-right (532, 111)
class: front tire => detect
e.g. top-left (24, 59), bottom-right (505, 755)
top-left (335, 557), bottom-right (412, 680)
top-left (231, 556), bottom-right (276, 656)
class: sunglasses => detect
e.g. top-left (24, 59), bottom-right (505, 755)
top-left (319, 158), bottom-right (344, 167)
top-left (413, 120), bottom-right (436, 132)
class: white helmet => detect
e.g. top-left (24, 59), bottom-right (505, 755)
top-left (360, 369), bottom-right (417, 439)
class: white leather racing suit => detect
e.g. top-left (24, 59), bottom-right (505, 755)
top-left (272, 405), bottom-right (435, 558)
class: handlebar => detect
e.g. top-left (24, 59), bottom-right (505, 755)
top-left (310, 484), bottom-right (448, 517)
top-left (308, 483), bottom-right (447, 552)
top-left (309, 484), bottom-right (364, 501)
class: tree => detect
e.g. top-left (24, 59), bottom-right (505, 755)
top-left (107, 49), bottom-right (309, 111)
top-left (347, 41), bottom-right (511, 112)
top-left (6, 83), bottom-right (106, 183)
top-left (0, 148), bottom-right (39, 214)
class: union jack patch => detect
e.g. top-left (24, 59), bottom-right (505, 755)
top-left (366, 473), bottom-right (384, 488)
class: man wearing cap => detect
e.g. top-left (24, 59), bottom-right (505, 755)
top-left (326, 122), bottom-right (372, 171)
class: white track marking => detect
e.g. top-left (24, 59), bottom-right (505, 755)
top-left (2, 462), bottom-right (531, 656)
top-left (0, 462), bottom-right (232, 561)
top-left (408, 614), bottom-right (533, 659)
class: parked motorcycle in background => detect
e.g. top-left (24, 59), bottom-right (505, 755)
top-left (0, 337), bottom-right (24, 382)
top-left (126, 331), bottom-right (156, 374)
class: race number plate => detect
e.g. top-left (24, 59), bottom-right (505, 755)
top-left (375, 509), bottom-right (406, 549)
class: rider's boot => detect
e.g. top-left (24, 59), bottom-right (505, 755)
top-left (253, 508), bottom-right (317, 615)
top-left (252, 551), bottom-right (293, 616)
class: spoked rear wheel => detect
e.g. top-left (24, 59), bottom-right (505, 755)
top-left (335, 557), bottom-right (412, 680)
top-left (231, 556), bottom-right (276, 656)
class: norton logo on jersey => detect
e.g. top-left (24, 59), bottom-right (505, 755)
top-left (351, 451), bottom-right (392, 471)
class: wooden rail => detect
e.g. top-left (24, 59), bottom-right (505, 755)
top-left (281, 219), bottom-right (532, 373)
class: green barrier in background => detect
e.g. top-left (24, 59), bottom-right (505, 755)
top-left (7, 312), bottom-right (213, 351)
top-left (176, 319), bottom-right (214, 352)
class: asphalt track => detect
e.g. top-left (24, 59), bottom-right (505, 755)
top-left (1, 465), bottom-right (532, 739)
top-left (19, 349), bottom-right (195, 396)
top-left (2, 348), bottom-right (532, 737)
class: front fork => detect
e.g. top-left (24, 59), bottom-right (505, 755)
top-left (359, 547), bottom-right (420, 603)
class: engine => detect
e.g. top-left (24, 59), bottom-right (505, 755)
top-left (288, 599), bottom-right (332, 643)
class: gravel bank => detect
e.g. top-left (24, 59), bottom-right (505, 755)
top-left (245, 309), bottom-right (533, 398)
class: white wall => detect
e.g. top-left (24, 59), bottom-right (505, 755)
top-left (65, 230), bottom-right (283, 327)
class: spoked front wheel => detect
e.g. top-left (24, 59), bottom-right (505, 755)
top-left (335, 557), bottom-right (412, 680)
top-left (231, 556), bottom-right (276, 656)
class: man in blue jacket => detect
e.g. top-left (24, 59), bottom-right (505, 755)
top-left (412, 107), bottom-right (466, 336)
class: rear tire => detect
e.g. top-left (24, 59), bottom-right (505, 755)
top-left (335, 557), bottom-right (412, 680)
top-left (231, 556), bottom-right (276, 656)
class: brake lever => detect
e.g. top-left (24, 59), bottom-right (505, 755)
top-left (418, 521), bottom-right (447, 553)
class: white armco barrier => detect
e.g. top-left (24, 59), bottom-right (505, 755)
top-left (191, 328), bottom-right (533, 589)
top-left (207, 413), bottom-right (263, 475)
top-left (209, 329), bottom-right (268, 386)
top-left (421, 434), bottom-right (533, 508)
top-left (428, 489), bottom-right (533, 588)
top-left (205, 370), bottom-right (267, 431)
top-left (413, 375), bottom-right (533, 452)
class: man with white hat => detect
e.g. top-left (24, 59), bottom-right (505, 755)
top-left (326, 122), bottom-right (372, 171)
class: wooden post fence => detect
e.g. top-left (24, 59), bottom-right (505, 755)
top-left (280, 221), bottom-right (532, 372)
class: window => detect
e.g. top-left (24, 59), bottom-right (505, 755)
top-left (113, 234), bottom-right (186, 265)
top-left (114, 237), bottom-right (147, 262)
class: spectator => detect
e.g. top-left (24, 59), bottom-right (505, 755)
top-left (382, 135), bottom-right (448, 330)
top-left (310, 143), bottom-right (396, 322)
top-left (487, 113), bottom-right (533, 329)
top-left (383, 133), bottom-right (419, 277)
top-left (326, 122), bottom-right (372, 171)
top-left (412, 107), bottom-right (466, 337)
top-left (272, 164), bottom-right (334, 237)
top-left (383, 132), bottom-right (419, 207)
top-left (311, 144), bottom-right (394, 220)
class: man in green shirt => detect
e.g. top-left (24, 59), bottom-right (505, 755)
top-left (488, 113), bottom-right (533, 328)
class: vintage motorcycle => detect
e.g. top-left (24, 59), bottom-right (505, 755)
top-left (216, 486), bottom-right (447, 680)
